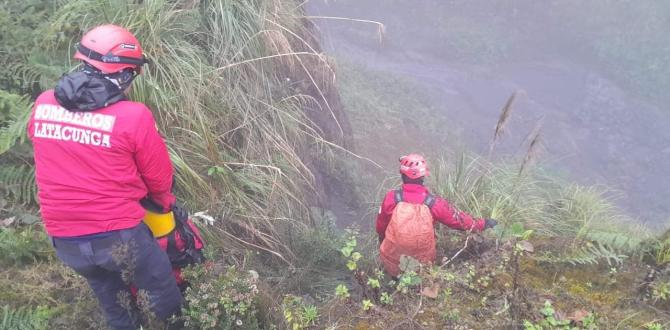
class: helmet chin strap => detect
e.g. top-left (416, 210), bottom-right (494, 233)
top-left (81, 63), bottom-right (137, 91)
top-left (105, 71), bottom-right (136, 91)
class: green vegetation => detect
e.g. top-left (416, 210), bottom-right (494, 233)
top-left (523, 301), bottom-right (598, 330)
top-left (430, 154), bottom-right (647, 267)
top-left (0, 224), bottom-right (51, 266)
top-left (181, 265), bottom-right (262, 329)
top-left (1, 305), bottom-right (53, 330)
top-left (282, 295), bottom-right (319, 330)
top-left (0, 0), bottom-right (669, 329)
top-left (316, 58), bottom-right (668, 328)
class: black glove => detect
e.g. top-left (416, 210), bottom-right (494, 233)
top-left (484, 218), bottom-right (498, 229)
top-left (171, 202), bottom-right (189, 224)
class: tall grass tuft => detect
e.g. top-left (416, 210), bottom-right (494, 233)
top-left (431, 153), bottom-right (545, 227)
top-left (429, 153), bottom-right (650, 265)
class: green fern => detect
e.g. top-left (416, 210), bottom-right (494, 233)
top-left (534, 242), bottom-right (628, 266)
top-left (0, 225), bottom-right (51, 265)
top-left (0, 165), bottom-right (37, 206)
top-left (0, 305), bottom-right (51, 330)
top-left (586, 230), bottom-right (643, 253)
top-left (0, 90), bottom-right (32, 155)
top-left (3, 60), bottom-right (41, 93)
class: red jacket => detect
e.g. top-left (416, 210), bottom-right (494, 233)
top-left (376, 184), bottom-right (485, 239)
top-left (28, 90), bottom-right (175, 237)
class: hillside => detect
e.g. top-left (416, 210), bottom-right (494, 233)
top-left (0, 1), bottom-right (669, 329)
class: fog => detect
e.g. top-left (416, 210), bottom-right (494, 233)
top-left (307, 0), bottom-right (670, 229)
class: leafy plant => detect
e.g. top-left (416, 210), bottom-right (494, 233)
top-left (361, 299), bottom-right (375, 312)
top-left (524, 301), bottom-right (599, 330)
top-left (539, 301), bottom-right (570, 327)
top-left (651, 282), bottom-right (670, 303)
top-left (582, 313), bottom-right (598, 329)
top-left (335, 284), bottom-right (350, 300)
top-left (397, 271), bottom-right (422, 294)
top-left (340, 234), bottom-right (357, 258)
top-left (508, 222), bottom-right (534, 241)
top-left (380, 292), bottom-right (393, 305)
top-left (524, 301), bottom-right (570, 329)
top-left (644, 323), bottom-right (664, 330)
top-left (282, 295), bottom-right (318, 330)
top-left (340, 231), bottom-right (364, 272)
top-left (302, 305), bottom-right (318, 327)
top-left (366, 278), bottom-right (380, 289)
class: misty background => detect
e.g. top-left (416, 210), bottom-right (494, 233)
top-left (306, 0), bottom-right (670, 229)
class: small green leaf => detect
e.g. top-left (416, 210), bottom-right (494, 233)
top-left (521, 229), bottom-right (534, 240)
top-left (361, 299), bottom-right (375, 311)
top-left (540, 300), bottom-right (554, 317)
top-left (380, 292), bottom-right (393, 305)
top-left (340, 246), bottom-right (354, 258)
top-left (335, 284), bottom-right (350, 299)
top-left (509, 222), bottom-right (525, 237)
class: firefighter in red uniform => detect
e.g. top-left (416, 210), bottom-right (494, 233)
top-left (28, 25), bottom-right (182, 329)
top-left (376, 154), bottom-right (498, 276)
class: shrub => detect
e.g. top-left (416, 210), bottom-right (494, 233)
top-left (181, 265), bottom-right (261, 330)
top-left (0, 224), bottom-right (51, 266)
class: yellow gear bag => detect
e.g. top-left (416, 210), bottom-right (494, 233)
top-left (143, 210), bottom-right (176, 238)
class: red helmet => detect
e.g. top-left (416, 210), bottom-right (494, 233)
top-left (399, 154), bottom-right (429, 179)
top-left (74, 24), bottom-right (148, 74)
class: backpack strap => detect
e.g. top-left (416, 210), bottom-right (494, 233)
top-left (394, 189), bottom-right (404, 204)
top-left (423, 193), bottom-right (436, 209)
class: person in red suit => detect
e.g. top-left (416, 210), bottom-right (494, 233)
top-left (28, 24), bottom-right (182, 330)
top-left (376, 154), bottom-right (497, 276)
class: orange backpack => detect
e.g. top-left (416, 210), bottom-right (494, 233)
top-left (380, 190), bottom-right (437, 276)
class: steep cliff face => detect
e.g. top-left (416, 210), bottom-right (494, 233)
top-left (277, 15), bottom-right (361, 225)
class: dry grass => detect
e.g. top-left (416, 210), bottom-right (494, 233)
top-left (304, 16), bottom-right (386, 44)
top-left (488, 90), bottom-right (522, 158)
top-left (518, 122), bottom-right (543, 176)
